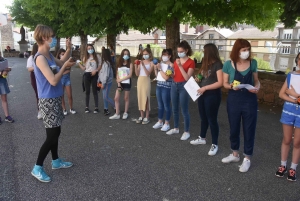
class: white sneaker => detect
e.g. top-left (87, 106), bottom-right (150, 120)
top-left (37, 111), bottom-right (43, 120)
top-left (142, 118), bottom-right (150, 124)
top-left (166, 128), bottom-right (179, 135)
top-left (208, 144), bottom-right (218, 156)
top-left (136, 117), bottom-right (143, 124)
top-left (153, 122), bottom-right (163, 129)
top-left (239, 158), bottom-right (251, 173)
top-left (63, 110), bottom-right (67, 116)
top-left (190, 136), bottom-right (206, 145)
top-left (70, 109), bottom-right (76, 114)
top-left (122, 113), bottom-right (128, 119)
top-left (221, 154), bottom-right (240, 163)
top-left (161, 124), bottom-right (170, 132)
top-left (180, 132), bottom-right (190, 140)
top-left (109, 114), bottom-right (120, 120)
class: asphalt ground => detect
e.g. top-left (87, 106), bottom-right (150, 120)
top-left (0, 57), bottom-right (299, 201)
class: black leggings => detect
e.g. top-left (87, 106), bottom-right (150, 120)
top-left (36, 127), bottom-right (61, 166)
top-left (84, 73), bottom-right (98, 108)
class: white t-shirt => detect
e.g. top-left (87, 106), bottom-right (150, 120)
top-left (139, 63), bottom-right (151, 76)
top-left (27, 55), bottom-right (34, 69)
top-left (85, 54), bottom-right (101, 72)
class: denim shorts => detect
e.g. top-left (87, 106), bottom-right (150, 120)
top-left (280, 101), bottom-right (300, 128)
top-left (61, 73), bottom-right (71, 86)
top-left (0, 78), bottom-right (10, 95)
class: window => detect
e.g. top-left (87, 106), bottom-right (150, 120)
top-left (251, 41), bottom-right (258, 47)
top-left (283, 29), bottom-right (293, 39)
top-left (218, 45), bottom-right (223, 50)
top-left (161, 30), bottom-right (166, 36)
top-left (281, 45), bottom-right (291, 54)
top-left (209, 34), bottom-right (214, 39)
top-left (190, 40), bottom-right (193, 45)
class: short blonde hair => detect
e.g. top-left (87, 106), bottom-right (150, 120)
top-left (34, 24), bottom-right (53, 45)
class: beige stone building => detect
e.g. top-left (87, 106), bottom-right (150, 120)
top-left (1, 14), bottom-right (14, 51)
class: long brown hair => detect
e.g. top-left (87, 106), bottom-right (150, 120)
top-left (177, 40), bottom-right (193, 56)
top-left (83, 44), bottom-right (99, 65)
top-left (200, 43), bottom-right (221, 76)
top-left (31, 43), bottom-right (38, 56)
top-left (117, 49), bottom-right (131, 68)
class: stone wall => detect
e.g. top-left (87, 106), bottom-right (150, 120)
top-left (1, 15), bottom-right (14, 50)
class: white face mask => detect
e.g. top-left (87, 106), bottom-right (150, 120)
top-left (240, 51), bottom-right (249, 60)
top-left (162, 56), bottom-right (169, 62)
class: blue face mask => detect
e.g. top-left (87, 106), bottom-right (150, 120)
top-left (88, 49), bottom-right (94, 54)
top-left (178, 52), bottom-right (186, 58)
top-left (49, 37), bottom-right (57, 48)
top-left (143, 54), bottom-right (149, 60)
top-left (123, 55), bottom-right (130, 60)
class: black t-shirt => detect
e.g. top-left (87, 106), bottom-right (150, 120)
top-left (199, 61), bottom-right (223, 87)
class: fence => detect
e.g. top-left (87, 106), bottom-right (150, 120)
top-left (94, 38), bottom-right (299, 72)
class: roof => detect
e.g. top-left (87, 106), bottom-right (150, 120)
top-left (117, 30), bottom-right (154, 41)
top-left (276, 21), bottom-right (300, 28)
top-left (227, 28), bottom-right (278, 39)
top-left (195, 28), bottom-right (234, 39)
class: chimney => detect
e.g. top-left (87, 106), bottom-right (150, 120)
top-left (199, 25), bottom-right (204, 33)
top-left (185, 24), bottom-right (188, 33)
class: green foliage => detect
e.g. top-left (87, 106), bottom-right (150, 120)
top-left (254, 57), bottom-right (272, 71)
top-left (190, 51), bottom-right (203, 62)
top-left (279, 0), bottom-right (300, 28)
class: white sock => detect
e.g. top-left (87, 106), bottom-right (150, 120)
top-left (281, 160), bottom-right (287, 167)
top-left (291, 163), bottom-right (298, 170)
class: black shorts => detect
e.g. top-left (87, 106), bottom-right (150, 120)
top-left (120, 82), bottom-right (131, 91)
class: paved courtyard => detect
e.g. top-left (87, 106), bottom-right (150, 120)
top-left (0, 57), bottom-right (299, 201)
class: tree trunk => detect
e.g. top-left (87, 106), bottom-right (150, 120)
top-left (79, 31), bottom-right (88, 60)
top-left (166, 17), bottom-right (180, 60)
top-left (54, 37), bottom-right (60, 57)
top-left (107, 34), bottom-right (116, 50)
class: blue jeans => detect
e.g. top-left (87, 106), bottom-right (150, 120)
top-left (171, 82), bottom-right (190, 132)
top-left (227, 90), bottom-right (257, 156)
top-left (156, 85), bottom-right (172, 122)
top-left (102, 82), bottom-right (115, 109)
top-left (198, 89), bottom-right (221, 145)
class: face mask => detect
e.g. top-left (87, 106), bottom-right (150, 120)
top-left (143, 54), bottom-right (149, 60)
top-left (123, 55), bottom-right (130, 60)
top-left (162, 56), bottom-right (169, 62)
top-left (88, 49), bottom-right (94, 54)
top-left (49, 37), bottom-right (57, 48)
top-left (178, 52), bottom-right (186, 58)
top-left (239, 51), bottom-right (249, 60)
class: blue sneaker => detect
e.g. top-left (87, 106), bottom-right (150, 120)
top-left (52, 158), bottom-right (73, 169)
top-left (5, 116), bottom-right (14, 123)
top-left (31, 165), bottom-right (51, 182)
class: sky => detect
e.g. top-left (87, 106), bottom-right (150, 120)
top-left (0, 0), bottom-right (13, 14)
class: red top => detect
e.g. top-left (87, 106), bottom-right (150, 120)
top-left (173, 58), bottom-right (195, 82)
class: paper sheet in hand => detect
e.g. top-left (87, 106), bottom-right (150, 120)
top-left (0, 59), bottom-right (8, 71)
top-left (118, 67), bottom-right (130, 84)
top-left (156, 63), bottom-right (168, 82)
top-left (289, 73), bottom-right (300, 99)
top-left (233, 84), bottom-right (257, 90)
top-left (184, 77), bottom-right (201, 102)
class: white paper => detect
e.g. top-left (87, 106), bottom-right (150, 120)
top-left (233, 84), bottom-right (257, 90)
top-left (156, 63), bottom-right (169, 82)
top-left (118, 67), bottom-right (130, 84)
top-left (289, 73), bottom-right (300, 99)
top-left (184, 77), bottom-right (201, 102)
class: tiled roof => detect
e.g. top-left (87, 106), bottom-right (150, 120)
top-left (227, 28), bottom-right (278, 39)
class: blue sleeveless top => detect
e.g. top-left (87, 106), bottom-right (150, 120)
top-left (34, 52), bottom-right (63, 98)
